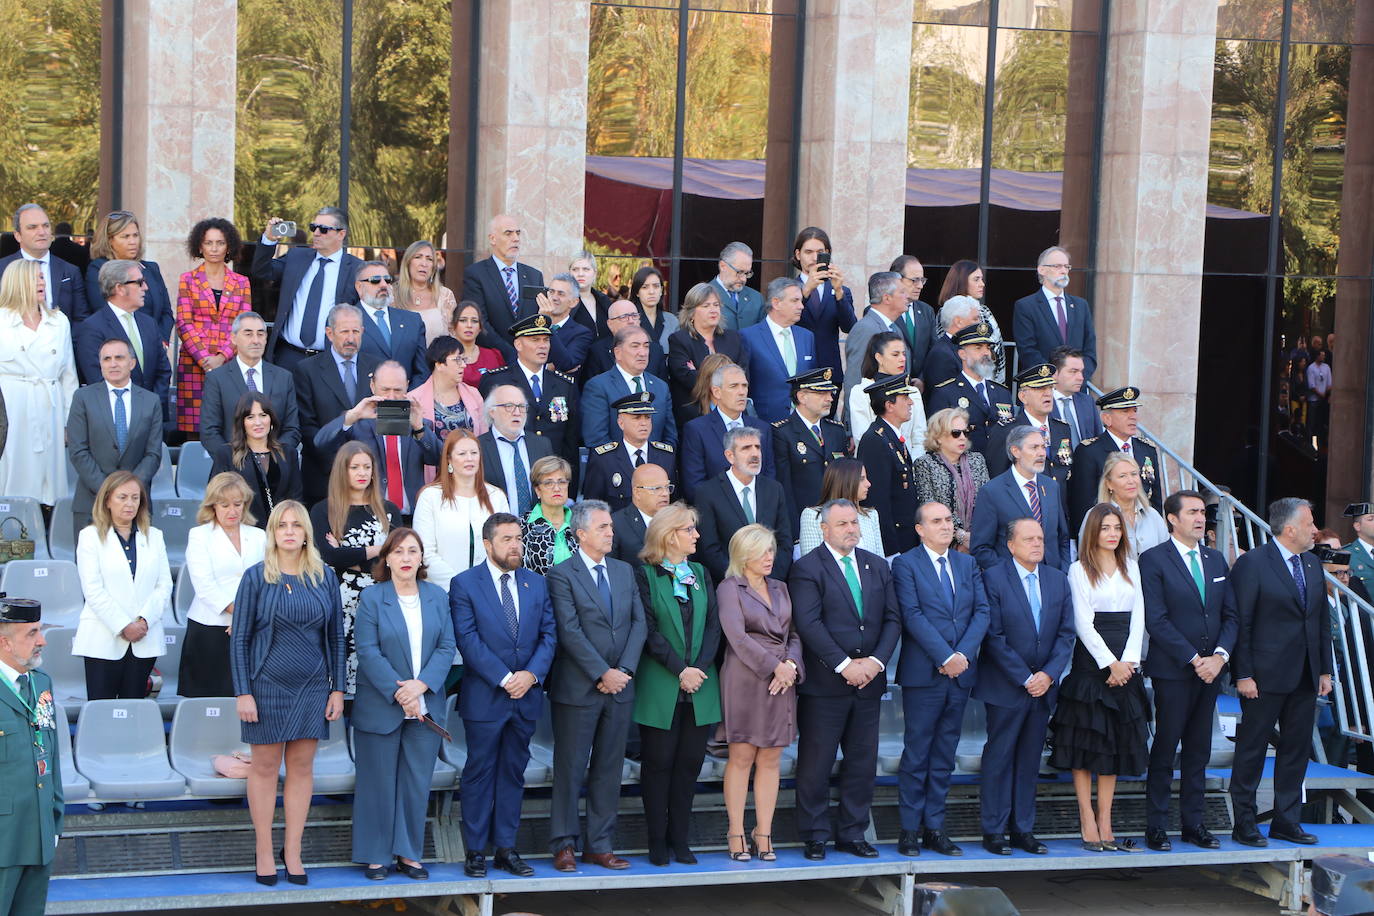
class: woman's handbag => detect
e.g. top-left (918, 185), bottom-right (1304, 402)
top-left (0, 517), bottom-right (35, 563)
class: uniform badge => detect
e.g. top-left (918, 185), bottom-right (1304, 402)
top-left (549, 396), bottom-right (569, 422)
top-left (996, 403), bottom-right (1013, 420)
top-left (611, 472), bottom-right (622, 488)
top-left (1058, 440), bottom-right (1072, 466)
top-left (1141, 456), bottom-right (1155, 481)
top-left (796, 441), bottom-right (808, 456)
top-left (35, 689), bottom-right (55, 730)
top-left (958, 397), bottom-right (969, 408)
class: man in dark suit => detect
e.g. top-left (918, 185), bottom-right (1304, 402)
top-left (581, 299), bottom-right (667, 382)
top-left (891, 255), bottom-right (938, 378)
top-left (462, 214), bottom-right (544, 359)
top-left (478, 315), bottom-right (580, 491)
top-left (693, 426), bottom-right (792, 584)
top-left (985, 364), bottom-right (1073, 494)
top-left (74, 260), bottom-right (173, 424)
top-left (293, 304), bottom-right (381, 504)
top-left (793, 228), bottom-right (856, 384)
top-left (610, 463), bottom-right (672, 564)
top-left (66, 339), bottom-right (163, 530)
top-left (891, 501), bottom-right (990, 857)
top-left (582, 392), bottom-right (675, 512)
top-left (1069, 386), bottom-right (1163, 529)
top-left (788, 498), bottom-right (900, 860)
top-left (478, 383), bottom-right (554, 516)
top-left (1050, 346), bottom-right (1102, 448)
top-left (925, 322), bottom-right (1013, 455)
top-left (712, 242), bottom-right (766, 330)
top-left (739, 278), bottom-right (817, 424)
top-left (1012, 246), bottom-right (1098, 379)
top-left (51, 222), bottom-right (89, 272)
top-left (198, 311), bottom-right (301, 454)
top-left (922, 297), bottom-right (980, 391)
top-left (973, 519), bottom-right (1075, 856)
top-left (971, 426), bottom-right (1071, 571)
top-left (857, 374), bottom-right (921, 556)
top-left (1229, 498), bottom-right (1332, 847)
top-left (540, 274), bottom-right (594, 379)
top-left (581, 326), bottom-right (675, 449)
top-left (773, 367), bottom-right (849, 536)
top-left (312, 360), bottom-right (442, 518)
top-left (546, 500), bottom-right (647, 872)
top-left (842, 272), bottom-right (909, 410)
top-left (678, 362), bottom-right (774, 501)
top-left (0, 203), bottom-right (87, 321)
top-left (1141, 490), bottom-right (1238, 852)
top-left (449, 513), bottom-right (558, 878)
top-left (254, 208), bottom-right (363, 372)
top-left (354, 261), bottom-right (428, 382)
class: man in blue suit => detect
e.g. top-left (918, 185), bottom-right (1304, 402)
top-left (710, 241), bottom-right (766, 330)
top-left (541, 274), bottom-right (594, 379)
top-left (793, 227), bottom-right (856, 383)
top-left (580, 325), bottom-right (675, 449)
top-left (1050, 347), bottom-right (1102, 448)
top-left (1141, 490), bottom-right (1237, 851)
top-left (739, 278), bottom-right (816, 424)
top-left (892, 501), bottom-right (990, 857)
top-left (74, 260), bottom-right (173, 422)
top-left (354, 261), bottom-right (428, 382)
top-left (254, 208), bottom-right (363, 372)
top-left (678, 362), bottom-right (774, 501)
top-left (1012, 246), bottom-right (1098, 379)
top-left (972, 426), bottom-right (1070, 571)
top-left (0, 203), bottom-right (88, 322)
top-left (973, 520), bottom-right (1075, 856)
top-left (450, 513), bottom-right (558, 878)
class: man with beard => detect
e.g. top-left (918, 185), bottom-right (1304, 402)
top-left (1012, 246), bottom-right (1098, 379)
top-left (971, 427), bottom-right (1070, 571)
top-left (985, 363), bottom-right (1073, 498)
top-left (354, 260), bottom-right (428, 382)
top-left (925, 322), bottom-right (1013, 455)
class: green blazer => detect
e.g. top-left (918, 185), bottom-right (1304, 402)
top-left (0, 667), bottom-right (63, 866)
top-left (633, 562), bottom-right (722, 730)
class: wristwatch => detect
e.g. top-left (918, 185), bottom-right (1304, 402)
top-left (615, 666), bottom-right (635, 677)
top-left (410, 425), bottom-right (425, 438)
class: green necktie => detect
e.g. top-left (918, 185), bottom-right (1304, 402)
top-left (902, 311), bottom-right (916, 348)
top-left (1188, 549), bottom-right (1205, 601)
top-left (632, 375), bottom-right (644, 394)
top-left (781, 327), bottom-right (797, 375)
top-left (841, 554), bottom-right (863, 620)
top-left (741, 485), bottom-right (754, 524)
top-left (120, 311), bottom-right (144, 368)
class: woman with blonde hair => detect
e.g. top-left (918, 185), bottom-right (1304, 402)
top-left (568, 250), bottom-right (613, 339)
top-left (180, 471), bottom-right (267, 697)
top-left (231, 500), bottom-right (345, 885)
top-left (522, 455), bottom-right (575, 575)
top-left (0, 260), bottom-right (78, 504)
top-left (411, 428), bottom-right (508, 588)
top-left (1092, 453), bottom-right (1168, 558)
top-left (716, 522), bottom-right (803, 862)
top-left (912, 408), bottom-right (990, 552)
top-left (396, 240), bottom-right (457, 344)
top-left (85, 209), bottom-right (173, 337)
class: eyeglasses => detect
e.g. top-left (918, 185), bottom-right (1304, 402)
top-left (609, 313), bottom-right (638, 322)
top-left (635, 484), bottom-right (676, 494)
top-left (119, 278), bottom-right (148, 288)
top-left (493, 402), bottom-right (527, 413)
top-left (904, 276), bottom-right (928, 287)
top-left (948, 428), bottom-right (970, 438)
top-left (676, 525), bottom-right (699, 534)
top-left (538, 477), bottom-right (570, 488)
top-left (359, 275), bottom-right (395, 285)
top-left (309, 223), bottom-right (343, 234)
top-left (1043, 263), bottom-right (1072, 271)
top-left (724, 263), bottom-right (754, 280)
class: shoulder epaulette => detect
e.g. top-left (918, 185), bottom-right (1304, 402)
top-left (651, 441), bottom-right (674, 453)
top-left (934, 378), bottom-right (958, 388)
top-left (1136, 435), bottom-right (1156, 448)
top-left (1079, 436), bottom-right (1098, 446)
top-left (551, 368), bottom-right (574, 384)
top-left (822, 417), bottom-right (846, 429)
top-left (593, 441), bottom-right (619, 455)
top-left (772, 418), bottom-right (788, 428)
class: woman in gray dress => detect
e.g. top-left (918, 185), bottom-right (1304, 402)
top-left (231, 500), bottom-right (345, 886)
top-left (718, 524), bottom-right (805, 862)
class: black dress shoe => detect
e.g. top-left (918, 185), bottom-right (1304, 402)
top-left (363, 865), bottom-right (388, 880)
top-left (922, 830), bottom-right (963, 857)
top-left (493, 849), bottom-right (534, 877)
top-left (1180, 826), bottom-right (1219, 849)
top-left (897, 830), bottom-right (921, 857)
top-left (1231, 827), bottom-right (1268, 848)
top-left (647, 841), bottom-right (670, 867)
top-left (463, 852), bottom-right (487, 878)
top-left (673, 847), bottom-right (698, 865)
top-left (395, 858), bottom-right (429, 880)
top-left (1145, 828), bottom-right (1172, 851)
top-left (803, 841), bottom-right (827, 860)
top-left (835, 839), bottom-right (880, 858)
top-left (982, 834), bottom-right (1012, 855)
top-left (1268, 823), bottom-right (1319, 845)
top-left (1011, 832), bottom-right (1048, 855)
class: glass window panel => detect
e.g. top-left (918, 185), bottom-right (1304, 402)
top-left (347, 0), bottom-right (451, 249)
top-left (997, 0), bottom-right (1075, 31)
top-left (0, 0), bottom-right (102, 233)
top-left (689, 0), bottom-right (784, 12)
top-left (1215, 0), bottom-right (1283, 41)
top-left (990, 29), bottom-right (1071, 173)
top-left (236, 0), bottom-right (344, 242)
top-left (682, 11), bottom-right (771, 161)
top-left (913, 0), bottom-right (990, 28)
top-left (1290, 1), bottom-right (1355, 44)
top-left (1207, 40), bottom-right (1279, 218)
top-left (1279, 42), bottom-right (1348, 288)
top-left (908, 23), bottom-right (986, 170)
top-left (588, 5), bottom-right (680, 157)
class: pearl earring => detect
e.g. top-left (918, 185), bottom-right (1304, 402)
top-left (447, 464), bottom-right (454, 473)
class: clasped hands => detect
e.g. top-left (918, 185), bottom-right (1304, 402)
top-left (504, 670), bottom-right (537, 699)
top-left (1024, 671), bottom-right (1052, 698)
top-left (119, 617), bottom-right (149, 643)
top-left (394, 679), bottom-right (428, 718)
top-left (1191, 653), bottom-right (1226, 684)
top-left (1105, 659), bottom-right (1136, 688)
top-left (597, 668), bottom-right (632, 695)
top-left (768, 660), bottom-right (797, 696)
top-left (938, 652), bottom-right (969, 680)
top-left (842, 657), bottom-right (882, 688)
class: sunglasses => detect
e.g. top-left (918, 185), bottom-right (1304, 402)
top-left (949, 428), bottom-right (970, 438)
top-left (359, 276), bottom-right (395, 285)
top-left (309, 223), bottom-right (343, 234)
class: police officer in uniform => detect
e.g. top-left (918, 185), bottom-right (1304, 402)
top-left (925, 322), bottom-right (1013, 455)
top-left (773, 367), bottom-right (851, 536)
top-left (1345, 503), bottom-right (1374, 594)
top-left (581, 391), bottom-right (676, 512)
top-left (986, 363), bottom-right (1072, 497)
top-left (857, 374), bottom-right (921, 556)
top-left (1068, 385), bottom-right (1162, 530)
top-left (478, 313), bottom-right (581, 491)
top-left (0, 598), bottom-right (62, 916)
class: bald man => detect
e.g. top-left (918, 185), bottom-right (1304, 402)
top-left (462, 214), bottom-right (546, 360)
top-left (610, 463), bottom-right (672, 564)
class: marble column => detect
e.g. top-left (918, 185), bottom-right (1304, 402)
top-left (119, 0), bottom-right (238, 281)
top-left (796, 0), bottom-right (913, 292)
top-left (1093, 0), bottom-right (1217, 463)
top-left (474, 0), bottom-right (589, 278)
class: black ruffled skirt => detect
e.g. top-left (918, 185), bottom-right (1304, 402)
top-left (1048, 611), bottom-right (1150, 776)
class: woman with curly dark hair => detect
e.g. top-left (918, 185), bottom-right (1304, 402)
top-left (175, 217), bottom-right (251, 435)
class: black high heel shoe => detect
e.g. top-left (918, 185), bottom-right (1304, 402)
top-left (279, 848), bottom-right (308, 885)
top-left (254, 850), bottom-right (278, 886)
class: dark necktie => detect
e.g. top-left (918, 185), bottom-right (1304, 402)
top-left (503, 266), bottom-right (519, 315)
top-left (246, 367), bottom-right (259, 393)
top-left (1289, 554), bottom-right (1307, 599)
top-left (300, 256), bottom-right (329, 349)
top-left (1025, 480), bottom-right (1043, 523)
top-left (976, 381), bottom-right (988, 407)
top-left (938, 556), bottom-right (956, 606)
top-left (113, 388), bottom-right (128, 452)
top-left (530, 372), bottom-right (542, 402)
top-left (811, 423), bottom-right (823, 446)
top-left (633, 448), bottom-right (644, 467)
top-left (500, 572), bottom-right (519, 638)
top-left (729, 289), bottom-right (739, 313)
top-left (1054, 295), bottom-right (1068, 342)
top-left (16, 672), bottom-right (32, 706)
top-left (504, 436), bottom-right (532, 516)
top-left (1059, 396), bottom-right (1081, 446)
top-left (594, 563), bottom-right (613, 610)
top-left (342, 358), bottom-right (356, 402)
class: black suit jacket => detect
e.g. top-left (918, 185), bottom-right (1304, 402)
top-left (581, 335), bottom-right (668, 385)
top-left (921, 333), bottom-right (961, 391)
top-left (610, 504), bottom-right (650, 565)
top-left (1140, 540), bottom-right (1238, 680)
top-left (692, 471), bottom-right (792, 585)
top-left (788, 545), bottom-right (900, 699)
top-left (198, 360), bottom-right (302, 455)
top-left (985, 409), bottom-right (1074, 495)
top-left (0, 252), bottom-right (87, 324)
top-left (253, 244), bottom-right (363, 358)
top-left (581, 440), bottom-right (676, 512)
top-left (665, 327), bottom-right (751, 428)
top-left (461, 258), bottom-right (543, 359)
top-left (1068, 433), bottom-right (1164, 530)
top-left (292, 349), bottom-right (382, 502)
top-left (73, 305), bottom-right (173, 421)
top-left (1012, 290), bottom-right (1097, 379)
top-left (65, 382), bottom-right (163, 514)
top-left (571, 289), bottom-right (614, 340)
top-left (772, 411), bottom-right (850, 537)
top-left (1231, 541), bottom-right (1333, 695)
top-left (209, 444), bottom-right (304, 528)
top-left (477, 428), bottom-right (555, 502)
top-left (478, 363), bottom-right (581, 491)
top-left (85, 258), bottom-right (173, 340)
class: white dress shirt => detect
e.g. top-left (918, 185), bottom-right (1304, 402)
top-left (726, 468), bottom-right (756, 520)
top-left (396, 591), bottom-right (428, 715)
top-left (823, 542), bottom-right (884, 673)
top-left (237, 356), bottom-right (266, 393)
top-left (1068, 559), bottom-right (1145, 668)
top-left (105, 381), bottom-right (134, 428)
top-left (0, 657), bottom-right (23, 693)
top-left (494, 430), bottom-right (532, 508)
top-left (1170, 536), bottom-right (1229, 663)
top-left (285, 249), bottom-right (342, 348)
top-left (616, 363), bottom-right (646, 394)
top-left (765, 315), bottom-right (795, 364)
top-left (1010, 465), bottom-right (1038, 513)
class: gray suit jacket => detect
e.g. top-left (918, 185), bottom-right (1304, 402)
top-left (199, 360), bottom-right (302, 455)
top-left (66, 382), bottom-right (163, 514)
top-left (545, 554), bottom-right (647, 706)
top-left (842, 308), bottom-right (907, 411)
top-left (711, 277), bottom-right (766, 331)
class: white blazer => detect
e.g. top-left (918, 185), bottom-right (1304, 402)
top-left (184, 522), bottom-right (267, 628)
top-left (411, 483), bottom-right (508, 591)
top-left (73, 524), bottom-right (174, 660)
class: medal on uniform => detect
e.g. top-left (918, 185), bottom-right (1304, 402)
top-left (1142, 456), bottom-right (1155, 481)
top-left (957, 397), bottom-right (969, 408)
top-left (1058, 440), bottom-right (1072, 465)
top-left (997, 403), bottom-right (1013, 420)
top-left (611, 472), bottom-right (622, 488)
top-left (549, 396), bottom-right (568, 422)
top-left (796, 441), bottom-right (807, 456)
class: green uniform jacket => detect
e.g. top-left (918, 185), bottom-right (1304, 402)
top-left (0, 667), bottom-right (63, 866)
top-left (633, 563), bottom-right (722, 730)
top-left (1346, 539), bottom-right (1374, 596)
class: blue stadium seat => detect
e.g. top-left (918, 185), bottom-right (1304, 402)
top-left (173, 564), bottom-right (195, 625)
top-left (151, 499), bottom-right (201, 573)
top-left (153, 625), bottom-right (185, 713)
top-left (74, 699), bottom-right (186, 799)
top-left (150, 444), bottom-right (178, 501)
top-left (2, 560), bottom-right (84, 629)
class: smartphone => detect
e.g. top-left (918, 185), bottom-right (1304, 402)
top-left (269, 220), bottom-right (297, 241)
top-left (816, 250), bottom-right (832, 271)
top-left (375, 399), bottom-right (412, 436)
top-left (521, 285), bottom-right (554, 301)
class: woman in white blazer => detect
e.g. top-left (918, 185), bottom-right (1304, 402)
top-left (180, 472), bottom-right (268, 697)
top-left (411, 429), bottom-right (507, 590)
top-left (74, 470), bottom-right (174, 700)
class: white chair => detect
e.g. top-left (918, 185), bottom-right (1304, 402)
top-left (0, 496), bottom-right (50, 560)
top-left (175, 441), bottom-right (213, 500)
top-left (150, 444), bottom-right (178, 501)
top-left (74, 699), bottom-right (186, 798)
top-left (168, 697), bottom-right (249, 796)
top-left (53, 701), bottom-right (90, 801)
top-left (1, 560), bottom-right (84, 629)
top-left (173, 564), bottom-right (195, 625)
top-left (310, 719), bottom-right (356, 793)
top-left (48, 498), bottom-right (77, 563)
top-left (153, 626), bottom-right (186, 713)
top-left (38, 627), bottom-right (87, 713)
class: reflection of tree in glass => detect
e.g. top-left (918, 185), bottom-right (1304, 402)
top-left (992, 29), bottom-right (1070, 172)
top-left (907, 24), bottom-right (984, 169)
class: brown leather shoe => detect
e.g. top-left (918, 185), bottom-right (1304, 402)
top-left (581, 851), bottom-right (630, 870)
top-left (552, 847), bottom-right (578, 872)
